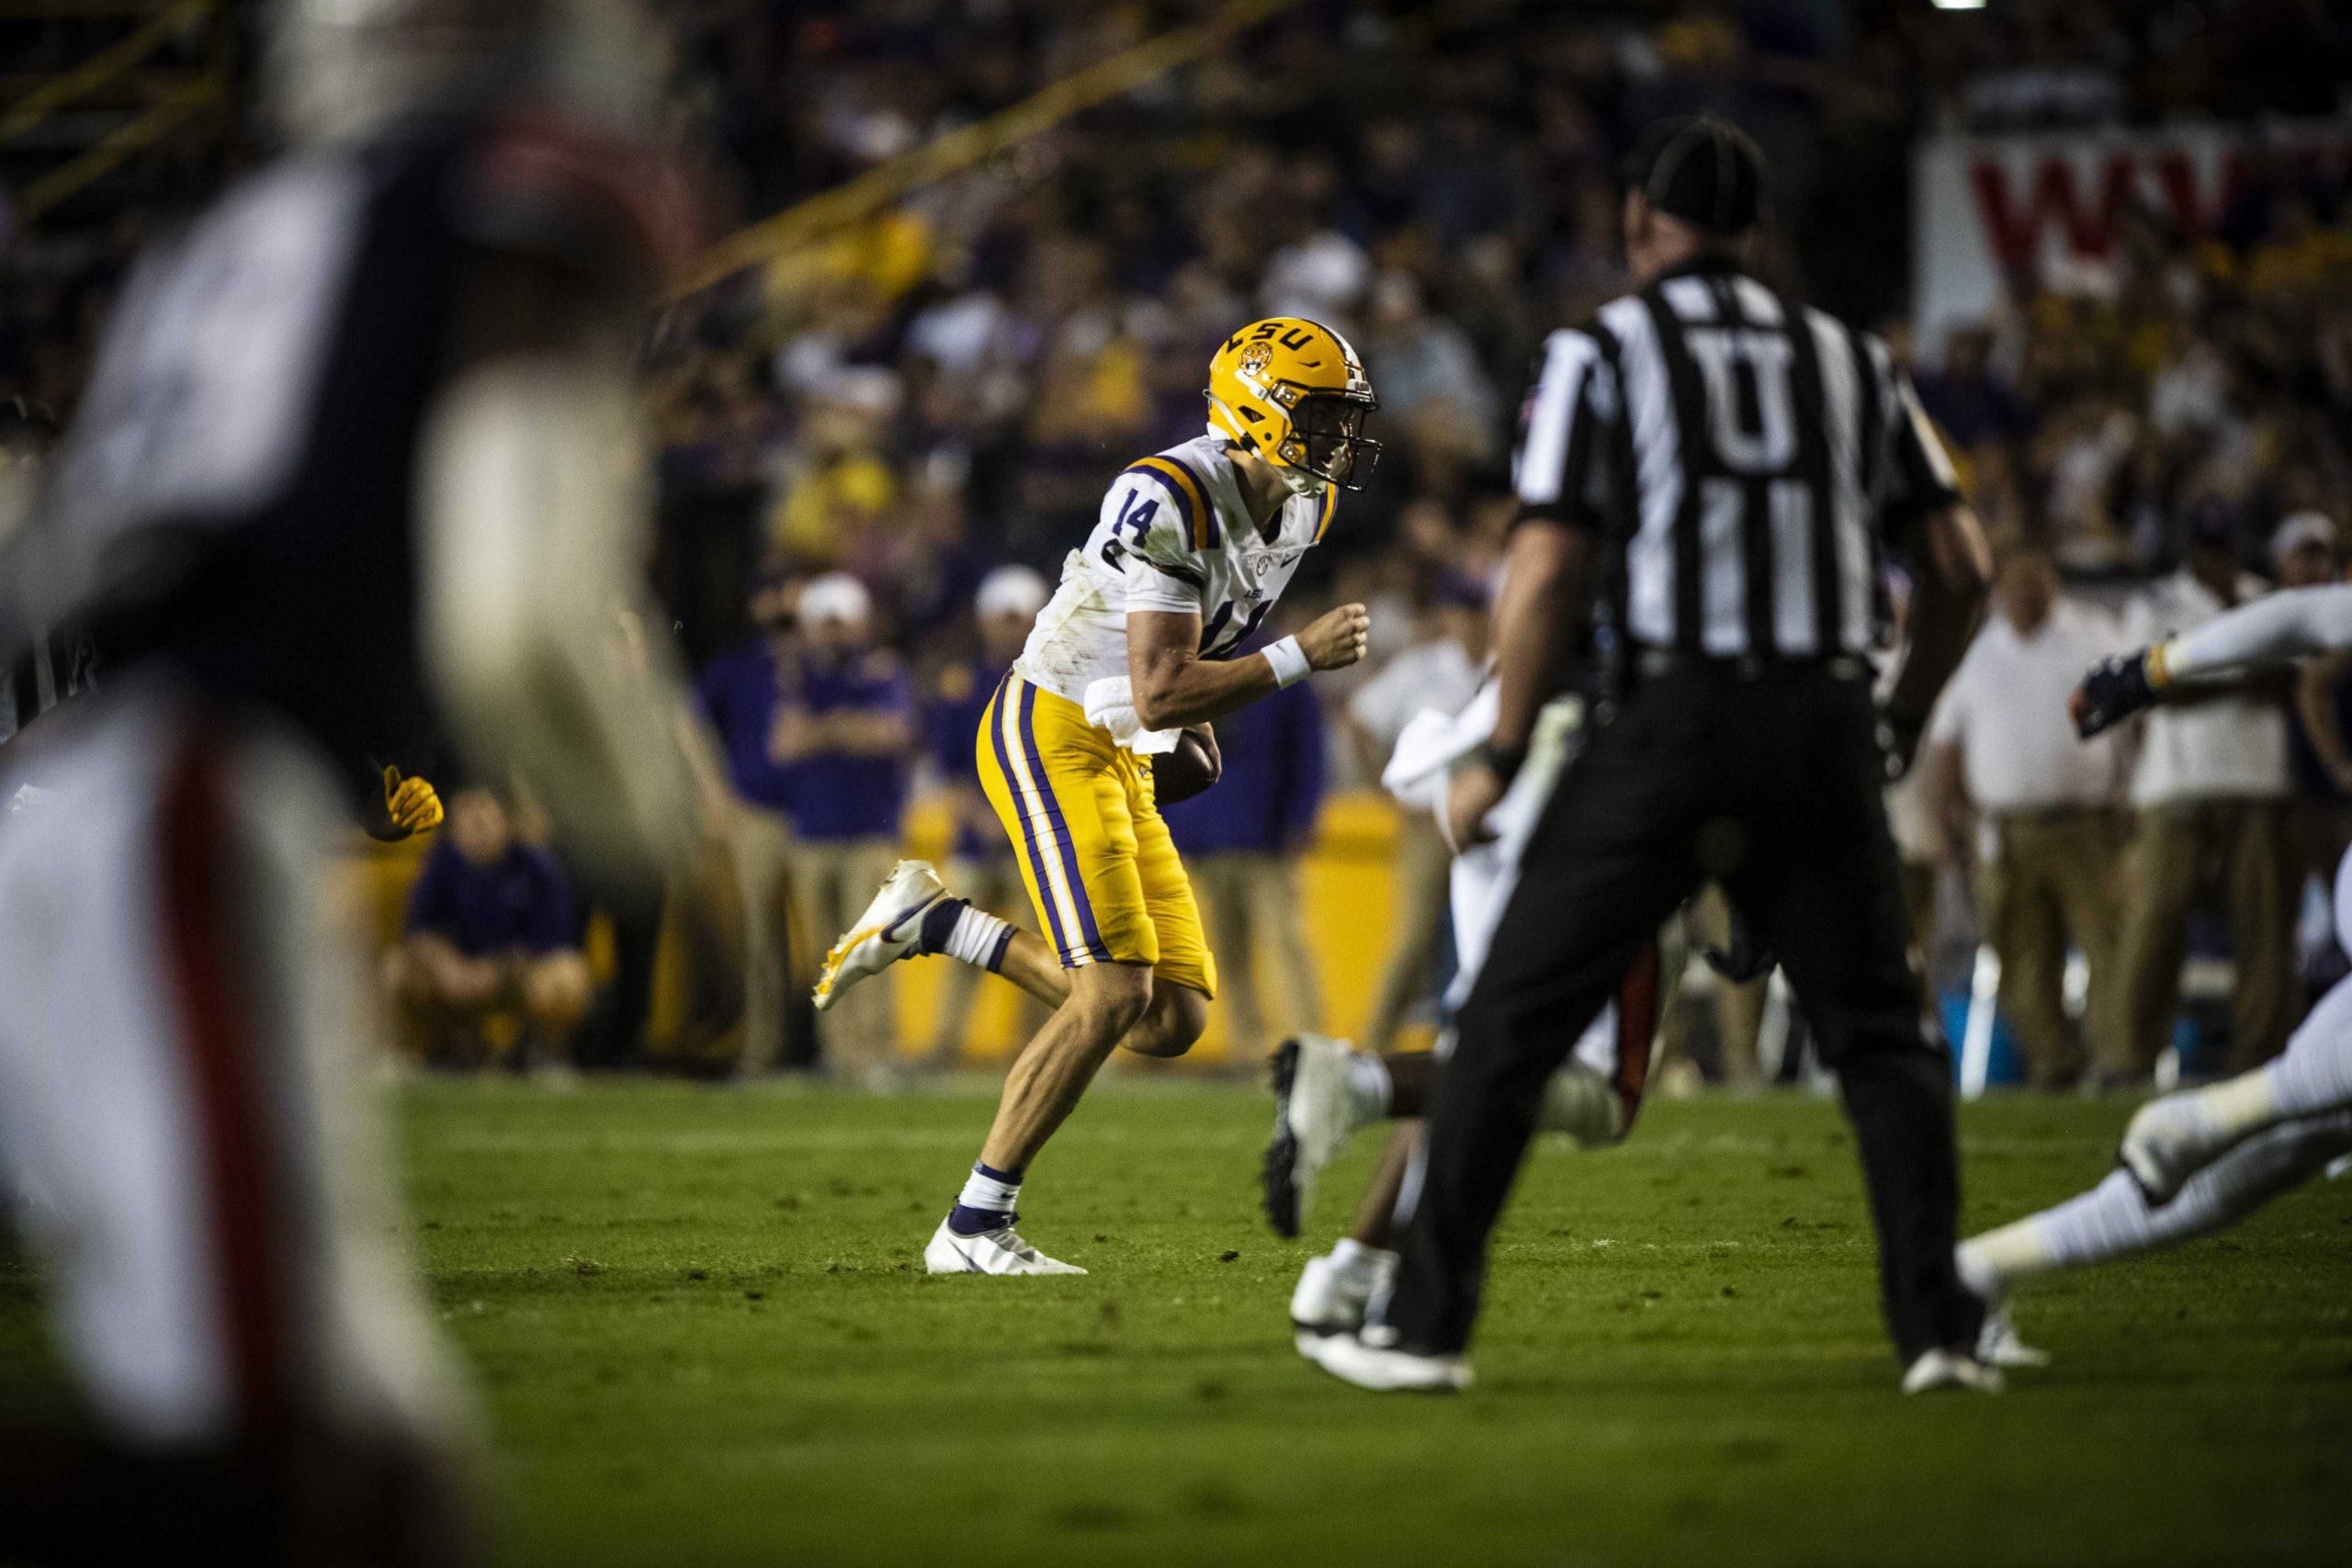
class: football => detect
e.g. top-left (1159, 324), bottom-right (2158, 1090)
top-left (1151, 726), bottom-right (1221, 804)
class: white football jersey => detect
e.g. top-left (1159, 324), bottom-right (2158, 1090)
top-left (1013, 433), bottom-right (1336, 707)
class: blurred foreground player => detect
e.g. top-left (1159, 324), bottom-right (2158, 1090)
top-left (1308, 118), bottom-right (1996, 1394)
top-left (0, 2), bottom-right (700, 1561)
top-left (1959, 583), bottom-right (2352, 1340)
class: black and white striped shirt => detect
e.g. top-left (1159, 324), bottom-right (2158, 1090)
top-left (1513, 258), bottom-right (1959, 660)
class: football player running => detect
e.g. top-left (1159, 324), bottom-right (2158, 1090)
top-left (1266, 678), bottom-right (1690, 1348)
top-left (0, 1), bottom-right (700, 1558)
top-left (813, 320), bottom-right (1379, 1275)
top-left (1958, 583), bottom-right (2352, 1348)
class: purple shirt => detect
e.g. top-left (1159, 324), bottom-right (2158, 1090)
top-left (783, 648), bottom-right (916, 842)
top-left (697, 641), bottom-right (798, 810)
top-left (404, 839), bottom-right (578, 957)
top-left (927, 655), bottom-right (1012, 862)
top-left (698, 640), bottom-right (916, 840)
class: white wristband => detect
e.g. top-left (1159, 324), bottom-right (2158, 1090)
top-left (1262, 635), bottom-right (1311, 688)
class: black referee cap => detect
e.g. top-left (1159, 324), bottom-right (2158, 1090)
top-left (1623, 115), bottom-right (1767, 236)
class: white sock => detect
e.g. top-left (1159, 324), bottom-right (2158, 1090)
top-left (1344, 1050), bottom-right (1392, 1125)
top-left (1330, 1237), bottom-right (1397, 1279)
top-left (956, 1163), bottom-right (1022, 1213)
top-left (1954, 1230), bottom-right (2035, 1297)
top-left (2252, 966), bottom-right (2352, 1125)
top-left (941, 904), bottom-right (1013, 970)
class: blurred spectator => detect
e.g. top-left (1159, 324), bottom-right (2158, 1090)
top-left (2114, 515), bottom-right (2298, 1081)
top-left (697, 567), bottom-right (808, 1071)
top-left (1341, 573), bottom-right (1488, 1055)
top-left (767, 571), bottom-right (918, 1083)
top-left (385, 789), bottom-right (591, 1069)
top-left (1923, 546), bottom-right (2130, 1089)
top-left (1163, 630), bottom-right (1329, 1054)
top-left (1914, 323), bottom-right (2029, 457)
top-left (922, 565), bottom-right (1050, 1066)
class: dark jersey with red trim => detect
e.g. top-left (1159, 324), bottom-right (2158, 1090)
top-left (23, 106), bottom-right (688, 793)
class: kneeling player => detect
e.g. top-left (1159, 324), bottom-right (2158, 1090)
top-left (1959, 584), bottom-right (2352, 1343)
top-left (1265, 681), bottom-right (1690, 1345)
top-left (814, 321), bottom-right (1378, 1274)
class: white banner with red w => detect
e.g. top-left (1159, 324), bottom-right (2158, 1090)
top-left (1911, 118), bottom-right (2352, 349)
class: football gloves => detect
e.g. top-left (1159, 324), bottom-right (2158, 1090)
top-left (2071, 646), bottom-right (2165, 739)
top-left (383, 766), bottom-right (445, 838)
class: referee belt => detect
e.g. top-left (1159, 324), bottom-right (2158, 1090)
top-left (1630, 649), bottom-right (1873, 683)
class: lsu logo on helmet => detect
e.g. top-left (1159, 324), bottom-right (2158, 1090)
top-left (1205, 318), bottom-right (1382, 492)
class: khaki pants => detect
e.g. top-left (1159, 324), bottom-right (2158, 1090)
top-left (1361, 815), bottom-right (1450, 1054)
top-left (1191, 851), bottom-right (1323, 1052)
top-left (730, 806), bottom-right (802, 1071)
top-left (797, 837), bottom-right (904, 1077)
top-left (925, 853), bottom-right (1047, 1064)
top-left (1978, 807), bottom-right (2124, 1089)
top-left (2117, 797), bottom-right (2296, 1076)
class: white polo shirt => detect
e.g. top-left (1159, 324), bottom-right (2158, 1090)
top-left (2123, 570), bottom-right (2291, 807)
top-left (1928, 597), bottom-right (2128, 815)
top-left (1348, 636), bottom-right (1484, 754)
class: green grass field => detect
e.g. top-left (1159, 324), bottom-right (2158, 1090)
top-left (9, 1077), bottom-right (2352, 1564)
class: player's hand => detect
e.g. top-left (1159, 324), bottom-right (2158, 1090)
top-left (383, 766), bottom-right (444, 838)
top-left (1442, 761), bottom-right (1506, 852)
top-left (1297, 603), bottom-right (1372, 671)
top-left (2072, 649), bottom-right (2159, 739)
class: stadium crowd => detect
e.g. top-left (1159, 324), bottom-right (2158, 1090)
top-left (7, 0), bottom-right (2352, 1087)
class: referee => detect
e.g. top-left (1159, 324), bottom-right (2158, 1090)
top-left (1304, 117), bottom-right (1996, 1393)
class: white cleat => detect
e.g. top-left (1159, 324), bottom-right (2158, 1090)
top-left (1290, 1247), bottom-right (1397, 1348)
top-left (1973, 1297), bottom-right (2051, 1371)
top-left (1901, 1348), bottom-right (2005, 1395)
top-left (922, 1216), bottom-right (1087, 1276)
top-left (2117, 1090), bottom-right (2225, 1205)
top-left (1262, 1034), bottom-right (1365, 1238)
top-left (1298, 1327), bottom-right (1472, 1393)
top-left (816, 860), bottom-right (949, 1012)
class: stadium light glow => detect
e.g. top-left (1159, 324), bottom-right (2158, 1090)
top-left (1930, 0), bottom-right (1988, 10)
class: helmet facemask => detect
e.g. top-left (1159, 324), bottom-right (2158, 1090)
top-left (1283, 389), bottom-right (1381, 491)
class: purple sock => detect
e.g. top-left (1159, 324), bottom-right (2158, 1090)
top-left (917, 897), bottom-right (970, 955)
top-left (947, 1160), bottom-right (1024, 1236)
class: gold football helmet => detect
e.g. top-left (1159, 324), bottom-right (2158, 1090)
top-left (1205, 318), bottom-right (1381, 492)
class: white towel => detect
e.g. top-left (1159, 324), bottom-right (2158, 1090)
top-left (1082, 676), bottom-right (1182, 754)
top-left (1379, 682), bottom-right (1585, 840)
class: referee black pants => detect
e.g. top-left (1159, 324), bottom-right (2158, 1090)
top-left (1382, 662), bottom-right (1981, 1364)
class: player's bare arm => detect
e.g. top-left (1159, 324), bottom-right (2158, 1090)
top-left (1126, 601), bottom-right (1369, 731)
top-left (1883, 502), bottom-right (1992, 772)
